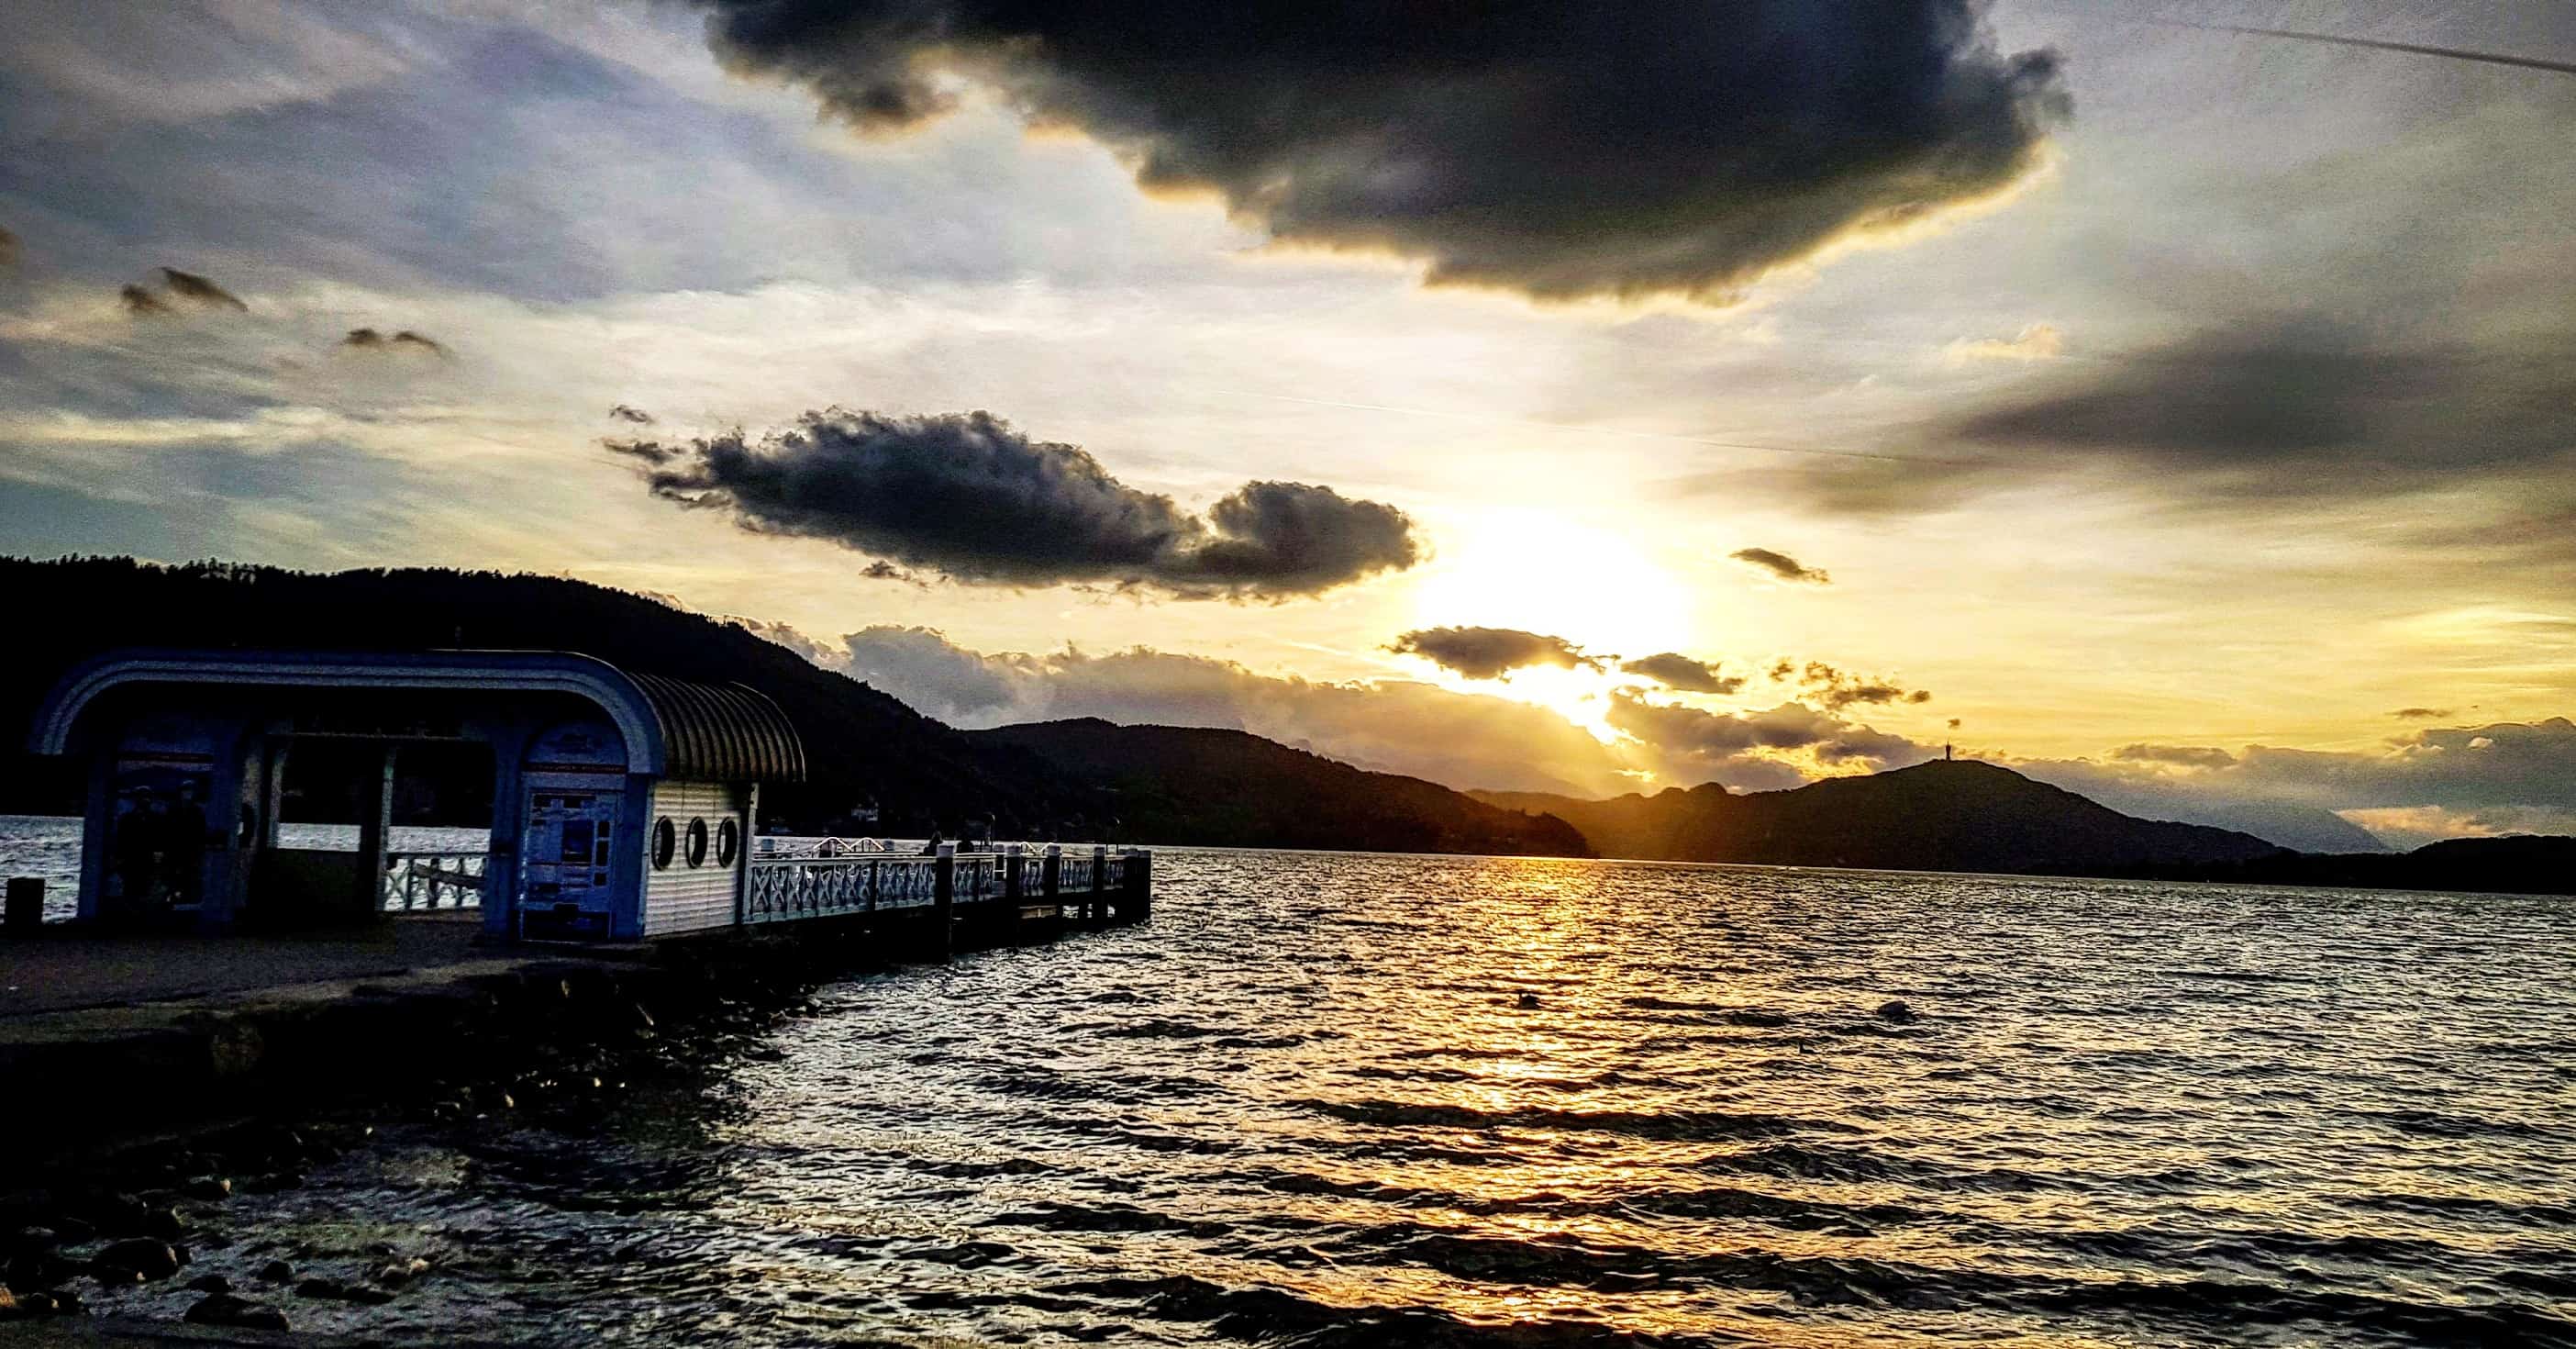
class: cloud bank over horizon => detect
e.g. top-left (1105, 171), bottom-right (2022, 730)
top-left (722, 617), bottom-right (2576, 854)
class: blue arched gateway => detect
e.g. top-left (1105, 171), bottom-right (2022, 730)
top-left (28, 649), bottom-right (805, 941)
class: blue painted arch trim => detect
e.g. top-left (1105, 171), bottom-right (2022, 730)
top-left (28, 649), bottom-right (805, 783)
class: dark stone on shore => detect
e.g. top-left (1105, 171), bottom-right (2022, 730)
top-left (1728, 1009), bottom-right (1792, 1028)
top-left (256, 1259), bottom-right (294, 1283)
top-left (185, 1291), bottom-right (290, 1332)
top-left (1875, 999), bottom-right (1916, 1023)
top-left (187, 1273), bottom-right (232, 1293)
top-left (144, 1206), bottom-right (190, 1241)
top-left (4, 1228), bottom-right (56, 1258)
top-left (296, 1276), bottom-right (394, 1305)
top-left (182, 1176), bottom-right (232, 1201)
top-left (50, 1216), bottom-right (94, 1243)
top-left (1515, 992), bottom-right (1540, 1009)
top-left (374, 1256), bottom-right (430, 1286)
top-left (91, 1194), bottom-right (151, 1236)
top-left (6, 1252), bottom-right (77, 1291)
top-left (49, 1287), bottom-right (83, 1315)
top-left (241, 1171), bottom-right (304, 1194)
top-left (91, 1237), bottom-right (178, 1281)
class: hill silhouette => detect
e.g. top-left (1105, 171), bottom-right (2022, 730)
top-left (0, 556), bottom-right (1060, 834)
top-left (972, 719), bottom-right (1591, 856)
top-left (1475, 759), bottom-right (2282, 874)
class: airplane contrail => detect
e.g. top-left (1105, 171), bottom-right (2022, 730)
top-left (2155, 20), bottom-right (2576, 77)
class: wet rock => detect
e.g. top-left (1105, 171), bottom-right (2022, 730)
top-left (1515, 992), bottom-right (1540, 1009)
top-left (373, 1256), bottom-right (430, 1285)
top-left (185, 1291), bottom-right (289, 1332)
top-left (186, 1273), bottom-right (232, 1293)
top-left (296, 1276), bottom-right (394, 1305)
top-left (182, 1176), bottom-right (232, 1201)
top-left (255, 1259), bottom-right (294, 1283)
top-left (91, 1238), bottom-right (178, 1281)
top-left (1874, 999), bottom-right (1917, 1023)
top-left (4, 1228), bottom-right (56, 1258)
top-left (49, 1287), bottom-right (83, 1316)
top-left (49, 1217), bottom-right (94, 1244)
top-left (6, 1251), bottom-right (77, 1291)
top-left (241, 1171), bottom-right (304, 1195)
top-left (91, 1194), bottom-right (150, 1236)
top-left (144, 1206), bottom-right (190, 1242)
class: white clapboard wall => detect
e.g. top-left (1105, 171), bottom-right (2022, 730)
top-left (642, 779), bottom-right (747, 936)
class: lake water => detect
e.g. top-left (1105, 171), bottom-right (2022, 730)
top-left (53, 848), bottom-right (2576, 1345)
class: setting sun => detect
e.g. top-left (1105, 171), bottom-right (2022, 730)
top-left (1412, 509), bottom-right (1698, 664)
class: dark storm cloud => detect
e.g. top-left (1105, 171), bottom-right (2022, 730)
top-left (1620, 653), bottom-right (1744, 696)
top-left (1730, 547), bottom-right (1831, 585)
top-left (119, 284), bottom-right (173, 318)
top-left (613, 408), bottom-right (1419, 598)
top-left (158, 267), bottom-right (248, 311)
top-left (341, 328), bottom-right (450, 357)
top-left (608, 404), bottom-right (656, 425)
top-left (685, 0), bottom-right (2069, 303)
top-left (1796, 662), bottom-right (1931, 711)
top-left (1389, 627), bottom-right (1603, 681)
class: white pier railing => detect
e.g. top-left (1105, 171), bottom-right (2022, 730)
top-left (382, 849), bottom-right (487, 911)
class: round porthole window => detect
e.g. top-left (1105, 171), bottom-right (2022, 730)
top-left (716, 819), bottom-right (739, 867)
top-left (685, 818), bottom-right (709, 867)
top-left (650, 818), bottom-right (676, 870)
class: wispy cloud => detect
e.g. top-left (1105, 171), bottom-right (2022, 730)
top-left (1946, 322), bottom-right (2062, 364)
top-left (1731, 547), bottom-right (1831, 585)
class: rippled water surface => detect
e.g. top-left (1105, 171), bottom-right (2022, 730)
top-left (86, 851), bottom-right (2576, 1345)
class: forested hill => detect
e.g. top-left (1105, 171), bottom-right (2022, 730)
top-left (0, 556), bottom-right (1076, 834)
top-left (970, 719), bottom-right (1592, 857)
top-left (0, 556), bottom-right (1581, 856)
top-left (1474, 759), bottom-right (2282, 875)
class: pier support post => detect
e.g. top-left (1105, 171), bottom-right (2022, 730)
top-left (933, 842), bottom-right (955, 961)
top-left (1042, 844), bottom-right (1062, 922)
top-left (5, 877), bottom-right (40, 933)
top-left (1125, 850), bottom-right (1150, 922)
top-left (1003, 844), bottom-right (1026, 944)
top-left (353, 745), bottom-right (397, 922)
top-left (1091, 845), bottom-right (1108, 923)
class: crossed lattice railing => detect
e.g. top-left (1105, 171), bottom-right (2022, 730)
top-left (383, 850), bottom-right (488, 911)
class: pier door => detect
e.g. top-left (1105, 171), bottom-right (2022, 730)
top-left (519, 780), bottom-right (623, 941)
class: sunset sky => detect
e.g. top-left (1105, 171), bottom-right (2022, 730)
top-left (3, 1), bottom-right (2571, 850)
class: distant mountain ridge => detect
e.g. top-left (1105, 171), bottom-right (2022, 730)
top-left (7, 556), bottom-right (2563, 894)
top-left (971, 719), bottom-right (1591, 857)
top-left (1474, 759), bottom-right (2282, 874)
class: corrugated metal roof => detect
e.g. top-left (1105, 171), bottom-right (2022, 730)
top-left (628, 672), bottom-right (808, 784)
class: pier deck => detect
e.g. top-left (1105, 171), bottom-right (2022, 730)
top-left (1, 911), bottom-right (497, 1018)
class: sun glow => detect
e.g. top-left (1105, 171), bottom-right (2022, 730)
top-left (1408, 509), bottom-right (1698, 731)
